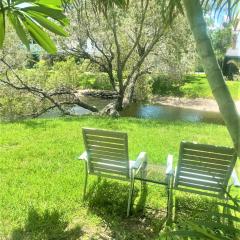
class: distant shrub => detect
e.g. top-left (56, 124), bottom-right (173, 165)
top-left (0, 58), bottom-right (114, 119)
top-left (134, 75), bottom-right (153, 101)
top-left (151, 74), bottom-right (183, 96)
top-left (89, 73), bottom-right (112, 90)
top-left (0, 86), bottom-right (43, 121)
top-left (18, 58), bottom-right (113, 91)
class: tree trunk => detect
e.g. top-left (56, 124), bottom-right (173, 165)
top-left (183, 0), bottom-right (240, 154)
top-left (115, 91), bottom-right (124, 111)
top-left (99, 89), bottom-right (124, 117)
top-left (123, 78), bottom-right (137, 108)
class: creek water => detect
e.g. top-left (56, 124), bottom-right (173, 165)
top-left (39, 96), bottom-right (224, 125)
top-left (121, 103), bottom-right (224, 124)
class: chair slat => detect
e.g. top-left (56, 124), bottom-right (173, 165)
top-left (88, 145), bottom-right (127, 154)
top-left (93, 166), bottom-right (129, 175)
top-left (181, 159), bottom-right (230, 171)
top-left (183, 149), bottom-right (233, 162)
top-left (91, 162), bottom-right (128, 171)
top-left (88, 149), bottom-right (127, 161)
top-left (86, 135), bottom-right (126, 144)
top-left (178, 180), bottom-right (223, 192)
top-left (182, 155), bottom-right (231, 166)
top-left (179, 172), bottom-right (225, 183)
top-left (84, 128), bottom-right (127, 138)
top-left (182, 142), bottom-right (235, 155)
top-left (90, 152), bottom-right (127, 161)
top-left (86, 140), bottom-right (125, 150)
top-left (178, 177), bottom-right (224, 188)
top-left (180, 166), bottom-right (226, 177)
top-left (90, 157), bottom-right (127, 167)
top-left (180, 163), bottom-right (228, 175)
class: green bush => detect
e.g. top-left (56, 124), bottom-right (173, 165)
top-left (151, 74), bottom-right (183, 96)
top-left (0, 58), bottom-right (114, 119)
top-left (0, 86), bottom-right (42, 121)
top-left (77, 72), bottom-right (112, 90)
top-left (134, 75), bottom-right (153, 101)
top-left (17, 58), bottom-right (113, 91)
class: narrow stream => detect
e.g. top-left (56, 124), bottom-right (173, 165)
top-left (121, 103), bottom-right (224, 124)
top-left (39, 96), bottom-right (224, 125)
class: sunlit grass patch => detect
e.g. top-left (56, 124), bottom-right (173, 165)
top-left (0, 116), bottom-right (239, 239)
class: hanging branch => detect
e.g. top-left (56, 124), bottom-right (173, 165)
top-left (0, 58), bottom-right (98, 117)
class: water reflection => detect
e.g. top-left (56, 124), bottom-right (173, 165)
top-left (39, 96), bottom-right (109, 119)
top-left (120, 103), bottom-right (224, 125)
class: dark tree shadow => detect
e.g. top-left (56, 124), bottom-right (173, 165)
top-left (22, 119), bottom-right (58, 130)
top-left (85, 179), bottom-right (167, 240)
top-left (11, 208), bottom-right (83, 240)
top-left (168, 194), bottom-right (240, 239)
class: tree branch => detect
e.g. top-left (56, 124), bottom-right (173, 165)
top-left (0, 60), bottom-right (99, 117)
top-left (121, 0), bottom-right (149, 69)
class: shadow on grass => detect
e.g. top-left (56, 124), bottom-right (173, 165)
top-left (11, 208), bottom-right (83, 240)
top-left (22, 120), bottom-right (49, 129)
top-left (0, 118), bottom-right (51, 129)
top-left (85, 179), bottom-right (166, 240)
top-left (167, 194), bottom-right (240, 239)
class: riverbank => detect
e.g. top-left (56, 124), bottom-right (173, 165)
top-left (151, 96), bottom-right (240, 112)
top-left (78, 89), bottom-right (240, 113)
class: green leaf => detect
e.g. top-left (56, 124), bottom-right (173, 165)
top-left (26, 10), bottom-right (68, 36)
top-left (14, 0), bottom-right (37, 3)
top-left (8, 11), bottom-right (30, 50)
top-left (15, 0), bottom-right (62, 6)
top-left (21, 4), bottom-right (68, 25)
top-left (0, 10), bottom-right (5, 48)
top-left (37, 0), bottom-right (63, 7)
top-left (22, 16), bottom-right (57, 54)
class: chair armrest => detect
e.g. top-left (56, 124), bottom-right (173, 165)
top-left (132, 152), bottom-right (148, 170)
top-left (78, 151), bottom-right (88, 161)
top-left (231, 169), bottom-right (240, 187)
top-left (166, 154), bottom-right (174, 175)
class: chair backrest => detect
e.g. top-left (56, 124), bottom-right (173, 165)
top-left (82, 128), bottom-right (130, 179)
top-left (174, 141), bottom-right (237, 198)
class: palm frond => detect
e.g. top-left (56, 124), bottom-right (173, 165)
top-left (0, 0), bottom-right (68, 53)
top-left (203, 0), bottom-right (240, 24)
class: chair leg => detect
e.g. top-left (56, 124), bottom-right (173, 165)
top-left (83, 162), bottom-right (88, 200)
top-left (97, 175), bottom-right (102, 183)
top-left (127, 177), bottom-right (135, 217)
top-left (167, 175), bottom-right (174, 225)
top-left (140, 165), bottom-right (147, 189)
top-left (222, 185), bottom-right (232, 225)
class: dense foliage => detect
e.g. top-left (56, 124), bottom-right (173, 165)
top-left (0, 58), bottom-right (112, 120)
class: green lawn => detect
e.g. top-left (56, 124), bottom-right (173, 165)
top-left (152, 73), bottom-right (240, 99)
top-left (0, 116), bottom-right (239, 239)
top-left (180, 74), bottom-right (240, 99)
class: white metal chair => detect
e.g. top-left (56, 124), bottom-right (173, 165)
top-left (166, 141), bottom-right (240, 223)
top-left (78, 128), bottom-right (148, 216)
